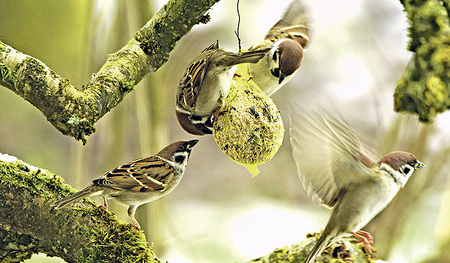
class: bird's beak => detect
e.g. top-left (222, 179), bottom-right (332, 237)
top-left (187, 140), bottom-right (199, 149)
top-left (415, 161), bottom-right (425, 169)
top-left (278, 72), bottom-right (286, 84)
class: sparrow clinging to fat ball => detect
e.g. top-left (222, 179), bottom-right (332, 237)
top-left (249, 0), bottom-right (310, 96)
top-left (176, 40), bottom-right (269, 135)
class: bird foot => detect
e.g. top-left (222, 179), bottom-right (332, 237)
top-left (101, 197), bottom-right (108, 210)
top-left (208, 106), bottom-right (223, 127)
top-left (131, 216), bottom-right (141, 231)
top-left (352, 230), bottom-right (373, 254)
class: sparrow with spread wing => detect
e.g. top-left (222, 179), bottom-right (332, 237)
top-left (290, 106), bottom-right (424, 263)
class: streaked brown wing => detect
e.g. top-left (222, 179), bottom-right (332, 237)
top-left (177, 54), bottom-right (212, 111)
top-left (98, 156), bottom-right (175, 192)
top-left (265, 0), bottom-right (309, 48)
top-left (290, 104), bottom-right (377, 208)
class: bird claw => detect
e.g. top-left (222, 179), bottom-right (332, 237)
top-left (207, 106), bottom-right (223, 127)
top-left (131, 223), bottom-right (141, 231)
top-left (352, 230), bottom-right (374, 254)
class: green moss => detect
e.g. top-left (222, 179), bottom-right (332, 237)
top-left (0, 157), bottom-right (158, 262)
top-left (250, 232), bottom-right (377, 263)
top-left (0, 159), bottom-right (74, 202)
top-left (266, 246), bottom-right (297, 262)
top-left (22, 57), bottom-right (48, 92)
top-left (153, 20), bottom-right (166, 33)
top-left (199, 13), bottom-right (211, 24)
top-left (139, 39), bottom-right (161, 55)
top-left (394, 0), bottom-right (450, 122)
top-left (63, 114), bottom-right (96, 145)
top-left (0, 228), bottom-right (37, 261)
top-left (0, 63), bottom-right (16, 89)
top-left (119, 79), bottom-right (136, 92)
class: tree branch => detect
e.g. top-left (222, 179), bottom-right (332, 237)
top-left (0, 154), bottom-right (375, 263)
top-left (394, 0), bottom-right (450, 122)
top-left (0, 153), bottom-right (159, 262)
top-left (0, 0), bottom-right (218, 144)
top-left (248, 233), bottom-right (375, 263)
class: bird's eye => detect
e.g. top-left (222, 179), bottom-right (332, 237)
top-left (196, 124), bottom-right (205, 130)
top-left (408, 161), bottom-right (416, 167)
top-left (178, 145), bottom-right (185, 151)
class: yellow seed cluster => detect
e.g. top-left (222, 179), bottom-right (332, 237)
top-left (213, 64), bottom-right (285, 176)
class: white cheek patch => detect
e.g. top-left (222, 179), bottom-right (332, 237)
top-left (157, 153), bottom-right (189, 174)
top-left (380, 163), bottom-right (408, 188)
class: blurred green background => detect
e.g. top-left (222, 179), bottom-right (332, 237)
top-left (0, 0), bottom-right (449, 262)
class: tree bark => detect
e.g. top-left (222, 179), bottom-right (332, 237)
top-left (248, 233), bottom-right (375, 263)
top-left (0, 153), bottom-right (158, 263)
top-left (0, 0), bottom-right (218, 144)
top-left (394, 0), bottom-right (450, 122)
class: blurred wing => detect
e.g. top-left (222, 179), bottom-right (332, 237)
top-left (96, 156), bottom-right (175, 192)
top-left (177, 51), bottom-right (214, 111)
top-left (289, 104), bottom-right (377, 207)
top-left (265, 0), bottom-right (310, 48)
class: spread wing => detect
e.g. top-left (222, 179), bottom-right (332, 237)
top-left (265, 0), bottom-right (310, 48)
top-left (289, 104), bottom-right (377, 208)
top-left (94, 156), bottom-right (175, 192)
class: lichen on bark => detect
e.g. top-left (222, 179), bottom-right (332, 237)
top-left (0, 0), bottom-right (219, 144)
top-left (248, 232), bottom-right (377, 263)
top-left (0, 153), bottom-right (159, 263)
top-left (394, 0), bottom-right (450, 122)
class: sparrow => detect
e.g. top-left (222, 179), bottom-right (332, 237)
top-left (176, 40), bottom-right (269, 135)
top-left (289, 106), bottom-right (424, 263)
top-left (51, 140), bottom-right (199, 231)
top-left (248, 0), bottom-right (310, 96)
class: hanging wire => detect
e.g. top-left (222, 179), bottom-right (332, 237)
top-left (234, 0), bottom-right (242, 53)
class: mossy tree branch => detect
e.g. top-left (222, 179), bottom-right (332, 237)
top-left (0, 153), bottom-right (376, 263)
top-left (248, 233), bottom-right (376, 263)
top-left (394, 0), bottom-right (450, 122)
top-left (0, 153), bottom-right (158, 262)
top-left (0, 0), bottom-right (218, 144)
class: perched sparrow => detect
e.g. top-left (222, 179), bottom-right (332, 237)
top-left (176, 40), bottom-right (269, 135)
top-left (51, 140), bottom-right (199, 231)
top-left (289, 107), bottom-right (424, 263)
top-left (248, 0), bottom-right (309, 96)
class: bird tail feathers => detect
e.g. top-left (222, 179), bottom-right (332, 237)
top-left (305, 233), bottom-right (334, 263)
top-left (51, 186), bottom-right (100, 209)
top-left (233, 49), bottom-right (270, 65)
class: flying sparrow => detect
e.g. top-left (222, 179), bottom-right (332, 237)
top-left (51, 140), bottom-right (199, 231)
top-left (248, 0), bottom-right (309, 96)
top-left (176, 40), bottom-right (269, 135)
top-left (289, 106), bottom-right (424, 263)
